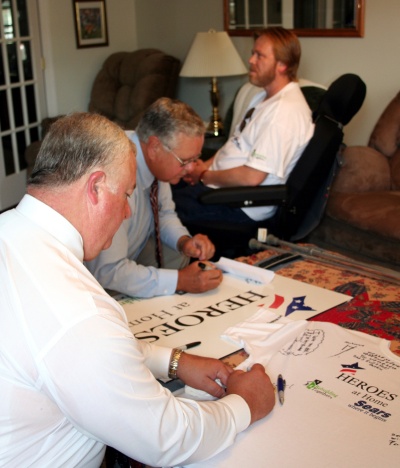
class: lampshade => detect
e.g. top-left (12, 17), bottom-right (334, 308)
top-left (180, 30), bottom-right (247, 78)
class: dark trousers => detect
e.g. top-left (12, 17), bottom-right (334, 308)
top-left (172, 183), bottom-right (252, 225)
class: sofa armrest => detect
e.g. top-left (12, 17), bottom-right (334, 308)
top-left (368, 91), bottom-right (400, 157)
top-left (390, 147), bottom-right (400, 190)
top-left (331, 146), bottom-right (391, 193)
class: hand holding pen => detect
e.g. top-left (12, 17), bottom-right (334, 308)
top-left (198, 261), bottom-right (216, 271)
top-left (226, 364), bottom-right (276, 424)
top-left (176, 261), bottom-right (223, 294)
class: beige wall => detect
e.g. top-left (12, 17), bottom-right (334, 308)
top-left (135, 0), bottom-right (400, 146)
top-left (135, 0), bottom-right (243, 136)
top-left (42, 0), bottom-right (400, 146)
top-left (297, 1), bottom-right (399, 145)
top-left (40, 0), bottom-right (138, 116)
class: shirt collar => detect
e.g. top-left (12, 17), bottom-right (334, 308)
top-left (127, 131), bottom-right (154, 190)
top-left (16, 194), bottom-right (84, 262)
top-left (251, 81), bottom-right (298, 108)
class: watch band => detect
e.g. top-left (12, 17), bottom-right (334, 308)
top-left (168, 348), bottom-right (184, 380)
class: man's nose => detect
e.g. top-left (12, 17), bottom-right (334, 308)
top-left (182, 160), bottom-right (197, 174)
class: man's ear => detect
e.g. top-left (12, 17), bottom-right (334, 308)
top-left (87, 171), bottom-right (106, 205)
top-left (277, 61), bottom-right (287, 75)
top-left (146, 135), bottom-right (162, 162)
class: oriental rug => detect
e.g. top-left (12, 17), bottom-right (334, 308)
top-left (236, 247), bottom-right (400, 357)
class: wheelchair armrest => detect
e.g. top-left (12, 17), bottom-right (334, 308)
top-left (199, 185), bottom-right (288, 208)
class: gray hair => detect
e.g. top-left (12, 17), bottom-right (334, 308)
top-left (136, 97), bottom-right (205, 149)
top-left (28, 112), bottom-right (133, 187)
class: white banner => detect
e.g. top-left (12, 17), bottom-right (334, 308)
top-left (120, 274), bottom-right (350, 359)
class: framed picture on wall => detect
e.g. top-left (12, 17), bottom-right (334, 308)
top-left (73, 0), bottom-right (109, 48)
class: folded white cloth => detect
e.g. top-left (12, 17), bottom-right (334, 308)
top-left (215, 257), bottom-right (274, 285)
top-left (222, 309), bottom-right (299, 370)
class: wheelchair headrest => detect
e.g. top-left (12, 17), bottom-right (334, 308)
top-left (316, 73), bottom-right (366, 126)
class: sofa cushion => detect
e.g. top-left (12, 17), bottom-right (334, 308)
top-left (331, 146), bottom-right (391, 193)
top-left (368, 91), bottom-right (400, 157)
top-left (390, 147), bottom-right (400, 190)
top-left (327, 191), bottom-right (400, 239)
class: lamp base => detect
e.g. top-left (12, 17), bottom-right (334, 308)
top-left (207, 77), bottom-right (224, 137)
top-left (207, 115), bottom-right (224, 137)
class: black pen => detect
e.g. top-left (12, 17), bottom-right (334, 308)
top-left (178, 341), bottom-right (201, 350)
top-left (277, 374), bottom-right (285, 405)
top-left (198, 262), bottom-right (215, 271)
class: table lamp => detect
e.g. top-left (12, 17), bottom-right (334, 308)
top-left (180, 29), bottom-right (247, 136)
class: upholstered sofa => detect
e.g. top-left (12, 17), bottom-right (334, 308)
top-left (308, 91), bottom-right (400, 270)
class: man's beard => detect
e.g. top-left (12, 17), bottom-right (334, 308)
top-left (250, 66), bottom-right (276, 88)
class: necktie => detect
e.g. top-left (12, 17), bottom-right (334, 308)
top-left (239, 107), bottom-right (255, 132)
top-left (150, 179), bottom-right (163, 268)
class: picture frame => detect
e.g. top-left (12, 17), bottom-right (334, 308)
top-left (73, 0), bottom-right (109, 48)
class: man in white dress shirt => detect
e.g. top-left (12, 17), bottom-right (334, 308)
top-left (0, 112), bottom-right (275, 467)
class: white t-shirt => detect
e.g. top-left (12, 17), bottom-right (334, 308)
top-left (185, 311), bottom-right (400, 467)
top-left (210, 82), bottom-right (314, 221)
top-left (0, 195), bottom-right (250, 467)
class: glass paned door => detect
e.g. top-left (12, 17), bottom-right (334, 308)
top-left (0, 0), bottom-right (46, 211)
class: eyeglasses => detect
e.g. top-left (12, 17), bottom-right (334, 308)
top-left (164, 145), bottom-right (200, 167)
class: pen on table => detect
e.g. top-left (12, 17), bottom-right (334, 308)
top-left (277, 374), bottom-right (285, 405)
top-left (178, 341), bottom-right (202, 350)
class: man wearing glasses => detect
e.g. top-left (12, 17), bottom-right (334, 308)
top-left (86, 98), bottom-right (222, 298)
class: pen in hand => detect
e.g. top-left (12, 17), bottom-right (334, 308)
top-left (277, 374), bottom-right (285, 405)
top-left (198, 261), bottom-right (215, 271)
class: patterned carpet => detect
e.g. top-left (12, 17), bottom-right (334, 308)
top-left (237, 247), bottom-right (400, 356)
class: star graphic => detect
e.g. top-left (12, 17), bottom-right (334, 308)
top-left (285, 296), bottom-right (315, 316)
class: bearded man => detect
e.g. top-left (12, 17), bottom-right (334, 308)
top-left (173, 26), bottom-right (314, 225)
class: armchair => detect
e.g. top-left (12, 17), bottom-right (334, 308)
top-left (25, 48), bottom-right (181, 176)
top-left (88, 48), bottom-right (181, 129)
